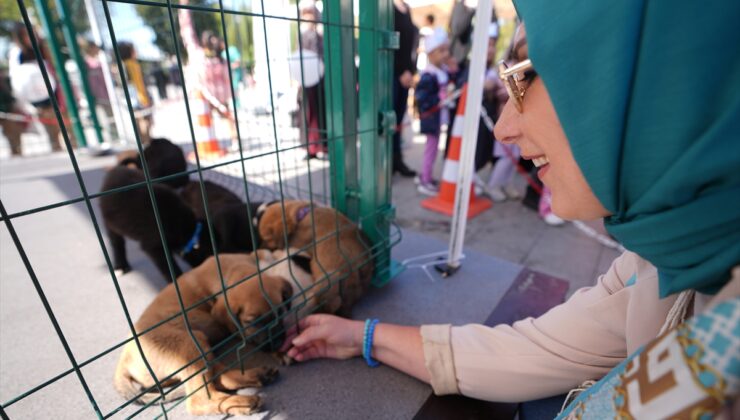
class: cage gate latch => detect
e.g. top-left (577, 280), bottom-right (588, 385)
top-left (378, 110), bottom-right (396, 136)
top-left (380, 30), bottom-right (400, 50)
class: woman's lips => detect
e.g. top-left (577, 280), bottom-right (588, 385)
top-left (537, 163), bottom-right (550, 179)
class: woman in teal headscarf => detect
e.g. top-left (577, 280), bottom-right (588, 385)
top-left (282, 1), bottom-right (740, 417)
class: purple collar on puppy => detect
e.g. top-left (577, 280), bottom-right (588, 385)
top-left (296, 206), bottom-right (311, 223)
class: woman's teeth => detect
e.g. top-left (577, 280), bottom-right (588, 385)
top-left (533, 156), bottom-right (550, 167)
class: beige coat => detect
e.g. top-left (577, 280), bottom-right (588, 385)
top-left (421, 251), bottom-right (738, 402)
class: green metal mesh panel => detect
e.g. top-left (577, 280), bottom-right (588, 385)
top-left (1, 0), bottom-right (400, 417)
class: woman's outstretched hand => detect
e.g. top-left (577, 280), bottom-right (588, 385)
top-left (281, 314), bottom-right (364, 362)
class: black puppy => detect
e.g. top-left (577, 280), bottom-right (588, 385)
top-left (116, 138), bottom-right (189, 189)
top-left (99, 165), bottom-right (211, 280)
top-left (180, 181), bottom-right (263, 253)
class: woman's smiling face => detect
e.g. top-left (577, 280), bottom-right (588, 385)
top-left (494, 25), bottom-right (610, 221)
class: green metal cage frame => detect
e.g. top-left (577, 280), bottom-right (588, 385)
top-left (0, 0), bottom-right (401, 417)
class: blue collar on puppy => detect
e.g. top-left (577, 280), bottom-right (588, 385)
top-left (181, 222), bottom-right (203, 256)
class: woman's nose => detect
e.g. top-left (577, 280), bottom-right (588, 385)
top-left (493, 99), bottom-right (520, 144)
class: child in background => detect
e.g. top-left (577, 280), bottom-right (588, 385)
top-left (179, 0), bottom-right (234, 154)
top-left (414, 28), bottom-right (451, 196)
top-left (82, 41), bottom-right (117, 140)
top-left (117, 41), bottom-right (152, 145)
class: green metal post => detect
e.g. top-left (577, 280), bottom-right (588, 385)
top-left (358, 0), bottom-right (395, 286)
top-left (32, 0), bottom-right (87, 147)
top-left (55, 0), bottom-right (104, 144)
top-left (324, 0), bottom-right (358, 220)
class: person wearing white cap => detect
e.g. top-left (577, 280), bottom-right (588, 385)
top-left (414, 28), bottom-right (452, 196)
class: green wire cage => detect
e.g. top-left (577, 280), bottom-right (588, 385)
top-left (0, 0), bottom-right (401, 417)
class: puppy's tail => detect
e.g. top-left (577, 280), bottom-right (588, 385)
top-left (114, 360), bottom-right (184, 405)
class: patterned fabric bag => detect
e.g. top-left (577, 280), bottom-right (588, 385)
top-left (557, 297), bottom-right (739, 419)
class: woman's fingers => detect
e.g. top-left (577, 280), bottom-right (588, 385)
top-left (282, 314), bottom-right (359, 362)
top-left (280, 328), bottom-right (299, 352)
top-left (291, 344), bottom-right (324, 362)
top-left (290, 322), bottom-right (329, 348)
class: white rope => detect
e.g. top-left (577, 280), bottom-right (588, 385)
top-left (571, 221), bottom-right (626, 252)
top-left (559, 379), bottom-right (597, 415)
top-left (658, 290), bottom-right (695, 336)
top-left (401, 251), bottom-right (465, 283)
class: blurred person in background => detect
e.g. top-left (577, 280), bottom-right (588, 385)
top-left (150, 64), bottom-right (169, 102)
top-left (221, 41), bottom-right (242, 110)
top-left (81, 39), bottom-right (117, 139)
top-left (179, 0), bottom-right (235, 150)
top-left (0, 69), bottom-right (25, 156)
top-left (448, 0), bottom-right (475, 72)
top-left (8, 22), bottom-right (76, 152)
top-left (392, 0), bottom-right (418, 177)
top-left (416, 13), bottom-right (436, 72)
top-left (117, 41), bottom-right (152, 145)
top-left (297, 0), bottom-right (327, 160)
top-left (483, 21), bottom-right (521, 202)
top-left (414, 28), bottom-right (451, 196)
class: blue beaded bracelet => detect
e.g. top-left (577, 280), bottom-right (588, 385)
top-left (362, 318), bottom-right (380, 367)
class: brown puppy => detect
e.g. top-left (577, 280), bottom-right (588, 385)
top-left (257, 200), bottom-right (374, 315)
top-left (114, 251), bottom-right (299, 415)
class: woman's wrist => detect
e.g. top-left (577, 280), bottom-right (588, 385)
top-left (351, 319), bottom-right (366, 357)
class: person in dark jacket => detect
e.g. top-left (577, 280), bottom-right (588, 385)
top-left (448, 0), bottom-right (475, 71)
top-left (392, 0), bottom-right (418, 177)
top-left (298, 1), bottom-right (327, 159)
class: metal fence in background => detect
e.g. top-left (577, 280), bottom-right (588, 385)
top-left (0, 0), bottom-right (399, 417)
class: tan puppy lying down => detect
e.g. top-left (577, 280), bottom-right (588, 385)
top-left (114, 249), bottom-right (311, 415)
top-left (257, 200), bottom-right (375, 315)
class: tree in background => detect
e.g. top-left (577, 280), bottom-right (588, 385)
top-left (1, 0), bottom-right (90, 60)
top-left (135, 0), bottom-right (253, 67)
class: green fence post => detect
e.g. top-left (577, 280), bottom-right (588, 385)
top-left (358, 0), bottom-right (395, 286)
top-left (324, 0), bottom-right (358, 219)
top-left (55, 0), bottom-right (104, 144)
top-left (33, 0), bottom-right (87, 147)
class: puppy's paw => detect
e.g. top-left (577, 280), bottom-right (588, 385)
top-left (219, 366), bottom-right (279, 389)
top-left (255, 366), bottom-right (279, 386)
top-left (189, 394), bottom-right (262, 415)
top-left (220, 394), bottom-right (262, 415)
top-left (272, 351), bottom-right (293, 366)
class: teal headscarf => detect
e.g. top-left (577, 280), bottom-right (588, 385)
top-left (513, 1), bottom-right (740, 297)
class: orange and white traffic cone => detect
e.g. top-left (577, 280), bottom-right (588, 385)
top-left (421, 85), bottom-right (492, 218)
top-left (190, 90), bottom-right (225, 160)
